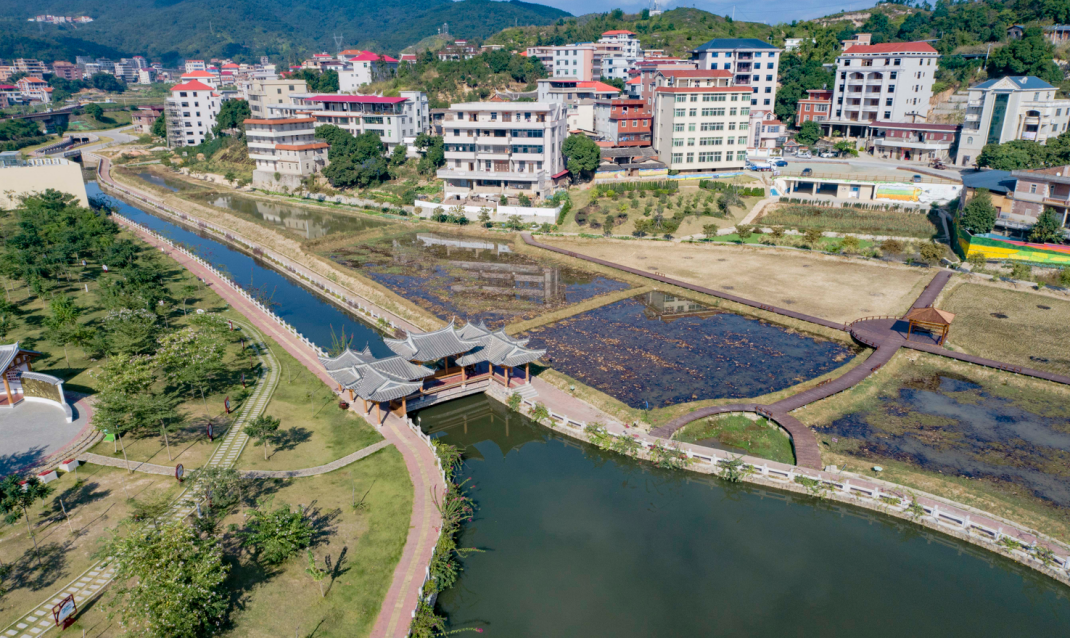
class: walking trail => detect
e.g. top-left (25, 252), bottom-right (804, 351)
top-left (93, 157), bottom-right (444, 638)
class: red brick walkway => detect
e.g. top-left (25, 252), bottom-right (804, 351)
top-left (105, 182), bottom-right (443, 638)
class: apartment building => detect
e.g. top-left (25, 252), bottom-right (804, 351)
top-left (246, 78), bottom-right (308, 117)
top-left (690, 39), bottom-right (781, 109)
top-left (180, 70), bottom-right (220, 89)
top-left (51, 61), bottom-right (82, 81)
top-left (600, 31), bottom-right (642, 60)
top-left (535, 78), bottom-right (620, 131)
top-left (955, 76), bottom-right (1070, 167)
top-left (293, 91), bottom-right (429, 151)
top-left (652, 69), bottom-right (732, 91)
top-left (652, 85), bottom-right (754, 173)
top-left (16, 77), bottom-right (51, 103)
top-left (184, 60), bottom-right (206, 73)
top-left (866, 122), bottom-right (959, 163)
top-left (551, 44), bottom-right (596, 80)
top-left (796, 89), bottom-right (832, 125)
top-left (438, 102), bottom-right (567, 199)
top-left (593, 98), bottom-right (652, 147)
top-left (825, 42), bottom-right (939, 137)
top-left (627, 60), bottom-right (698, 102)
top-left (15, 59), bottom-right (50, 77)
top-left (597, 31), bottom-right (642, 81)
top-left (132, 105), bottom-right (164, 135)
top-left (164, 79), bottom-right (222, 147)
top-left (245, 117), bottom-right (329, 188)
top-left (338, 52), bottom-right (399, 90)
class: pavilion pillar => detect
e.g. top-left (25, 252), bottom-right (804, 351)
top-left (376, 402), bottom-right (382, 425)
top-left (348, 389), bottom-right (354, 401)
top-left (505, 366), bottom-right (510, 387)
top-left (361, 397), bottom-right (368, 414)
top-left (401, 396), bottom-right (407, 417)
top-left (525, 363), bottom-right (530, 383)
top-left (2, 373), bottom-right (12, 405)
top-left (461, 365), bottom-right (467, 389)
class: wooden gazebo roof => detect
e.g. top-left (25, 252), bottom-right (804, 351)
top-left (903, 307), bottom-right (955, 326)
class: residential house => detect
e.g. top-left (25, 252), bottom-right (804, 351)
top-left (15, 59), bottom-right (50, 77)
top-left (651, 84), bottom-right (753, 173)
top-left (184, 60), bottom-right (206, 73)
top-left (246, 78), bottom-right (308, 117)
top-left (293, 91), bottom-right (429, 151)
top-left (132, 105), bottom-right (164, 135)
top-left (1008, 24), bottom-right (1070, 44)
top-left (51, 61), bottom-right (82, 81)
top-left (535, 79), bottom-right (620, 131)
top-left (164, 79), bottom-right (223, 147)
top-left (796, 89), bottom-right (832, 125)
top-left (867, 122), bottom-right (959, 163)
top-left (244, 117), bottom-right (329, 189)
top-left (339, 52), bottom-right (399, 90)
top-left (1006, 166), bottom-right (1070, 231)
top-left (180, 70), bottom-right (220, 89)
top-left (956, 76), bottom-right (1070, 167)
top-left (438, 101), bottom-right (567, 199)
top-left (593, 98), bottom-right (653, 147)
top-left (16, 77), bottom-right (51, 103)
top-left (690, 38), bottom-right (781, 110)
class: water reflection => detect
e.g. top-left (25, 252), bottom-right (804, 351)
top-left (330, 232), bottom-right (630, 327)
top-left (200, 193), bottom-right (384, 239)
top-left (134, 170), bottom-right (190, 193)
top-left (525, 293), bottom-right (853, 408)
top-left (421, 394), bottom-right (1070, 637)
top-left (819, 374), bottom-right (1070, 507)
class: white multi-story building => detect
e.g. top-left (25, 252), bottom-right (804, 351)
top-left (597, 30), bottom-right (642, 81)
top-left (338, 52), bottom-right (400, 91)
top-left (180, 70), bottom-right (220, 89)
top-left (535, 78), bottom-right (621, 131)
top-left (244, 116), bottom-right (329, 189)
top-left (246, 78), bottom-right (308, 117)
top-left (690, 38), bottom-right (781, 110)
top-left (956, 76), bottom-right (1070, 167)
top-left (438, 102), bottom-right (567, 200)
top-left (292, 91), bottom-right (428, 151)
top-left (651, 84), bottom-right (753, 173)
top-left (164, 79), bottom-right (222, 147)
top-left (184, 60), bottom-right (206, 73)
top-left (825, 41), bottom-right (939, 137)
top-left (551, 44), bottom-right (596, 80)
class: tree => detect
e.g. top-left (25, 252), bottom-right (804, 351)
top-left (89, 73), bottom-right (125, 93)
top-left (84, 103), bottom-right (104, 122)
top-left (239, 503), bottom-right (314, 565)
top-left (414, 133), bottom-right (445, 175)
top-left (599, 76), bottom-right (626, 91)
top-left (960, 188), bottom-right (997, 234)
top-left (702, 223), bottom-right (718, 239)
top-left (834, 140), bottom-right (858, 157)
top-left (389, 143), bottom-right (408, 167)
top-left (213, 99), bottom-right (252, 137)
top-left (95, 353), bottom-right (159, 464)
top-left (103, 523), bottom-right (229, 638)
top-left (477, 207), bottom-right (491, 228)
top-left (129, 493), bottom-right (171, 530)
top-left (920, 242), bottom-right (944, 264)
top-left (155, 318), bottom-right (229, 421)
top-left (976, 140), bottom-right (1050, 170)
top-left (796, 120), bottom-right (821, 145)
top-left (0, 475), bottom-right (52, 560)
top-left (305, 549), bottom-right (329, 598)
top-left (244, 414), bottom-right (281, 460)
top-left (1030, 208), bottom-right (1066, 244)
top-left (562, 134), bottom-right (600, 179)
top-left (187, 467), bottom-right (242, 518)
top-left (986, 27), bottom-right (1062, 85)
top-left (151, 114), bottom-right (167, 138)
top-left (43, 294), bottom-right (82, 369)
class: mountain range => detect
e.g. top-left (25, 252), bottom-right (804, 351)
top-left (0, 0), bottom-right (570, 64)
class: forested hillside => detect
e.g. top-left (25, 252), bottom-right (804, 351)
top-left (0, 0), bottom-right (569, 63)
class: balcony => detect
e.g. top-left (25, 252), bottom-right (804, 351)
top-left (438, 167), bottom-right (545, 182)
top-left (964, 113), bottom-right (980, 122)
top-left (1022, 131), bottom-right (1038, 140)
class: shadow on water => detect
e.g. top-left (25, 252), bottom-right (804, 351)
top-left (132, 170), bottom-right (193, 193)
top-left (329, 231), bottom-right (630, 328)
top-left (818, 374), bottom-right (1070, 508)
top-left (416, 394), bottom-right (1070, 637)
top-left (196, 193), bottom-right (385, 240)
top-left (88, 182), bottom-right (390, 355)
top-left (524, 291), bottom-right (854, 408)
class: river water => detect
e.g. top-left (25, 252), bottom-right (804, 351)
top-left (99, 184), bottom-right (1070, 635)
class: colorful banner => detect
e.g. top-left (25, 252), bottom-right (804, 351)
top-left (874, 184), bottom-right (921, 202)
top-left (958, 228), bottom-right (1070, 266)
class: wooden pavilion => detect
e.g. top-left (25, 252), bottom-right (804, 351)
top-left (0, 343), bottom-right (41, 407)
top-left (903, 306), bottom-right (955, 345)
top-left (320, 321), bottom-right (545, 425)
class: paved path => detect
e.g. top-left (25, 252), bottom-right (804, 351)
top-left (1, 321), bottom-right (277, 638)
top-left (103, 199), bottom-right (444, 638)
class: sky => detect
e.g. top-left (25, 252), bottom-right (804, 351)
top-left (518, 0), bottom-right (884, 25)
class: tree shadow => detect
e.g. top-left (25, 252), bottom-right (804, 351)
top-left (0, 446), bottom-right (51, 477)
top-left (8, 541), bottom-right (70, 593)
top-left (271, 427), bottom-right (312, 455)
top-left (241, 476), bottom-right (292, 507)
top-left (45, 479), bottom-right (111, 517)
top-left (303, 502), bottom-right (342, 547)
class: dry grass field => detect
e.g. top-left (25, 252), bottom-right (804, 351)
top-left (938, 280), bottom-right (1070, 377)
top-left (541, 237), bottom-right (932, 323)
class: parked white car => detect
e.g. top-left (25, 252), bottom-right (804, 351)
top-left (796, 151), bottom-right (812, 159)
top-left (819, 151), bottom-right (837, 158)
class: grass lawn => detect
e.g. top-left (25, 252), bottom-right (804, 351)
top-left (220, 448), bottom-right (412, 638)
top-left (758, 202), bottom-right (942, 239)
top-left (796, 350), bottom-right (1070, 543)
top-left (0, 466), bottom-right (180, 628)
top-left (674, 415), bottom-right (796, 464)
top-left (938, 279), bottom-right (1070, 377)
top-left (237, 341), bottom-right (383, 472)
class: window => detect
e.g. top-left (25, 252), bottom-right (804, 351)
top-left (1030, 184), bottom-right (1037, 194)
top-left (884, 111), bottom-right (891, 118)
top-left (673, 138), bottom-right (684, 147)
top-left (739, 123), bottom-right (749, 131)
top-left (701, 122), bottom-right (724, 131)
top-left (766, 75), bottom-right (773, 81)
top-left (886, 98), bottom-right (893, 106)
top-left (729, 122), bottom-right (737, 130)
top-left (890, 71), bottom-right (897, 80)
top-left (686, 152), bottom-right (694, 163)
top-left (731, 94), bottom-right (739, 101)
top-left (894, 58), bottom-right (901, 66)
top-left (723, 63), bottom-right (732, 69)
top-left (180, 91), bottom-right (188, 97)
top-left (688, 123), bottom-right (696, 131)
top-left (712, 137), bottom-right (723, 145)
top-left (1059, 109), bottom-right (1063, 116)
top-left (764, 99), bottom-right (770, 105)
top-left (967, 136), bottom-right (973, 145)
top-left (729, 108), bottom-right (736, 116)
top-left (726, 137), bottom-right (735, 145)
top-left (687, 138), bottom-right (695, 146)
top-left (690, 94), bottom-right (699, 102)
top-left (715, 94), bottom-right (727, 102)
top-left (689, 109), bottom-right (697, 117)
top-left (740, 107), bottom-right (750, 116)
top-left (888, 85), bottom-right (895, 93)
top-left (752, 75), bottom-right (759, 82)
top-left (698, 152), bottom-right (713, 162)
top-left (672, 152), bottom-right (683, 163)
top-left (752, 87), bottom-right (759, 93)
top-left (710, 52), bottom-right (719, 58)
top-left (673, 123), bottom-right (685, 132)
top-left (712, 108), bottom-right (725, 117)
top-left (674, 108), bottom-right (685, 117)
top-left (702, 108), bottom-right (714, 116)
top-left (702, 94), bottom-right (714, 102)
top-left (676, 94), bottom-right (688, 103)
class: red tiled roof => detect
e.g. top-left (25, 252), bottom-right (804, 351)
top-left (182, 70), bottom-right (216, 78)
top-left (519, 51), bottom-right (529, 57)
top-left (576, 81), bottom-right (621, 93)
top-left (843, 42), bottom-right (938, 55)
top-left (171, 80), bottom-right (215, 92)
top-left (400, 54), bottom-right (417, 61)
top-left (551, 169), bottom-right (569, 178)
top-left (658, 69), bottom-right (732, 78)
top-left (222, 63), bottom-right (240, 68)
top-left (0, 85), bottom-right (19, 90)
top-left (602, 30), bottom-right (636, 35)
top-left (350, 52), bottom-right (399, 63)
top-left (275, 142), bottom-right (329, 151)
top-left (626, 77), bottom-right (641, 84)
top-left (311, 94), bottom-right (407, 104)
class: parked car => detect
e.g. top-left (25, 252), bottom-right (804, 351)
top-left (929, 160), bottom-right (947, 170)
top-left (796, 151), bottom-right (812, 159)
top-left (819, 151), bottom-right (837, 158)
top-left (771, 159), bottom-right (788, 167)
top-left (913, 174), bottom-right (923, 183)
top-left (801, 167), bottom-right (813, 177)
top-left (747, 161), bottom-right (773, 172)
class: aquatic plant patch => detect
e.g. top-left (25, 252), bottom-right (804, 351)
top-left (816, 373), bottom-right (1070, 508)
top-left (759, 203), bottom-right (939, 238)
top-left (328, 231), bottom-right (630, 327)
top-left (524, 293), bottom-right (853, 409)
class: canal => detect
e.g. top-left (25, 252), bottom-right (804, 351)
top-left (100, 184), bottom-right (1070, 635)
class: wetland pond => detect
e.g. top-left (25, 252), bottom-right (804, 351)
top-left (419, 394), bottom-right (1070, 637)
top-left (328, 232), bottom-right (630, 327)
top-left (523, 291), bottom-right (854, 408)
top-left (131, 169), bottom-right (194, 193)
top-left (198, 193), bottom-right (386, 239)
top-left (818, 373), bottom-right (1070, 508)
